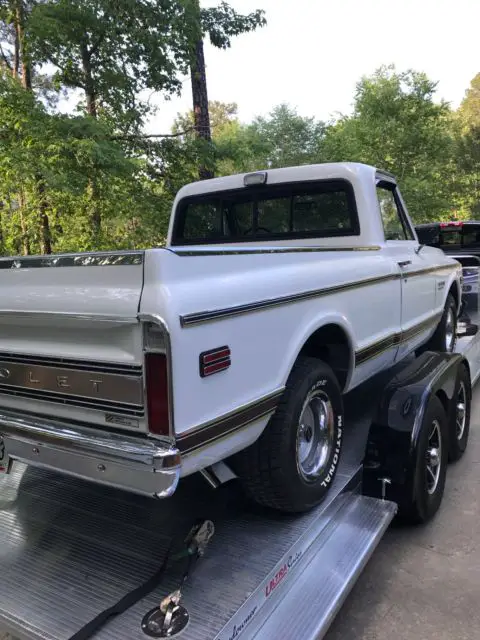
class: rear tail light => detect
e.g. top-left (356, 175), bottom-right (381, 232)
top-left (145, 352), bottom-right (170, 436)
top-left (440, 221), bottom-right (463, 228)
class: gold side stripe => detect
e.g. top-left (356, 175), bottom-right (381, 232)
top-left (181, 265), bottom-right (458, 327)
top-left (355, 313), bottom-right (442, 366)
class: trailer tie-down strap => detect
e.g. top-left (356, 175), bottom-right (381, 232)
top-left (67, 518), bottom-right (214, 640)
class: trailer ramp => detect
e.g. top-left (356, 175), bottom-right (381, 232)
top-left (0, 383), bottom-right (398, 640)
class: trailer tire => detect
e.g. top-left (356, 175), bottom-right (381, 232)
top-left (422, 293), bottom-right (457, 354)
top-left (398, 395), bottom-right (448, 524)
top-left (231, 356), bottom-right (344, 513)
top-left (448, 363), bottom-right (471, 462)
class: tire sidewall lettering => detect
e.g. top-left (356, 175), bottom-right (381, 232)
top-left (304, 377), bottom-right (344, 490)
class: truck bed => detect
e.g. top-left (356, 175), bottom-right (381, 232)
top-left (1, 313), bottom-right (479, 640)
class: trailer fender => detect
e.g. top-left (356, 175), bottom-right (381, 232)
top-left (362, 351), bottom-right (468, 507)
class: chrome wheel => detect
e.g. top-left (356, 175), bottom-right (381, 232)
top-left (456, 381), bottom-right (467, 440)
top-left (296, 389), bottom-right (335, 482)
top-left (445, 307), bottom-right (456, 352)
top-left (426, 419), bottom-right (442, 495)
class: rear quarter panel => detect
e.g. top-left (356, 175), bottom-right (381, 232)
top-left (140, 247), bottom-right (401, 456)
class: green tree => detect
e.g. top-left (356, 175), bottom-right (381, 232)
top-left (28, 0), bottom-right (192, 132)
top-left (456, 73), bottom-right (480, 217)
top-left (247, 103), bottom-right (325, 169)
top-left (322, 65), bottom-right (457, 223)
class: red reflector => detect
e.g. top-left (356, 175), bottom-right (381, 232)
top-left (199, 346), bottom-right (231, 377)
top-left (202, 348), bottom-right (230, 364)
top-left (203, 360), bottom-right (230, 376)
top-left (145, 353), bottom-right (169, 436)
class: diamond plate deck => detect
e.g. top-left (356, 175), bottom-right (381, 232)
top-left (0, 394), bottom-right (374, 640)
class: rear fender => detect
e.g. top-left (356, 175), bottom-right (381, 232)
top-left (284, 312), bottom-right (357, 390)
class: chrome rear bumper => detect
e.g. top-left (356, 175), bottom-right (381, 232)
top-left (0, 410), bottom-right (181, 498)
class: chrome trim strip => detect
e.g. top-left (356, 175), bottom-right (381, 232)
top-left (403, 264), bottom-right (460, 279)
top-left (138, 314), bottom-right (175, 440)
top-left (0, 311), bottom-right (138, 324)
top-left (178, 388), bottom-right (284, 455)
top-left (180, 273), bottom-right (398, 327)
top-left (0, 250), bottom-right (144, 269)
top-left (0, 386), bottom-right (145, 417)
top-left (170, 245), bottom-right (382, 257)
top-left (0, 352), bottom-right (142, 375)
top-left (355, 312), bottom-right (442, 366)
top-left (180, 264), bottom-right (459, 327)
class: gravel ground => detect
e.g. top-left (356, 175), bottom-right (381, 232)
top-left (2, 388), bottom-right (480, 640)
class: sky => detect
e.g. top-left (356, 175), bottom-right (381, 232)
top-left (145, 0), bottom-right (480, 134)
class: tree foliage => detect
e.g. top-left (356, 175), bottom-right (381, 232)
top-left (0, 2), bottom-right (480, 256)
top-left (321, 66), bottom-right (457, 222)
top-left (28, 0), bottom-right (193, 131)
top-left (456, 73), bottom-right (480, 217)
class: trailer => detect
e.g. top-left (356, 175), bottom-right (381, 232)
top-left (1, 313), bottom-right (479, 640)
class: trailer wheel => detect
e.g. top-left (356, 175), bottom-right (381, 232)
top-left (231, 356), bottom-right (344, 513)
top-left (422, 293), bottom-right (457, 354)
top-left (448, 363), bottom-right (471, 462)
top-left (399, 395), bottom-right (448, 524)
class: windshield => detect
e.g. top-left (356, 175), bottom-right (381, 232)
top-left (172, 179), bottom-right (359, 245)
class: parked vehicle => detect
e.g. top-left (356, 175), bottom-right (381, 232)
top-left (415, 220), bottom-right (480, 262)
top-left (416, 220), bottom-right (480, 314)
top-left (0, 162), bottom-right (462, 513)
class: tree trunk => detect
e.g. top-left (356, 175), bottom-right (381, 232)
top-left (13, 27), bottom-right (19, 79)
top-left (87, 179), bottom-right (101, 238)
top-left (15, 2), bottom-right (31, 90)
top-left (81, 43), bottom-right (97, 118)
top-left (36, 175), bottom-right (52, 254)
top-left (190, 36), bottom-right (214, 180)
top-left (18, 191), bottom-right (30, 256)
top-left (15, 1), bottom-right (52, 253)
top-left (80, 42), bottom-right (101, 237)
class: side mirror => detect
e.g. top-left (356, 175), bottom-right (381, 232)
top-left (415, 244), bottom-right (425, 255)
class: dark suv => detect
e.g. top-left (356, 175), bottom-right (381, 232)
top-left (416, 221), bottom-right (480, 314)
top-left (415, 220), bottom-right (480, 262)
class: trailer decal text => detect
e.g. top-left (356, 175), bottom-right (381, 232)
top-left (226, 606), bottom-right (257, 640)
top-left (265, 551), bottom-right (303, 598)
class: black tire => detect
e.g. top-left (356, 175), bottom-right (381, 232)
top-left (448, 363), bottom-right (471, 462)
top-left (230, 356), bottom-right (344, 513)
top-left (422, 293), bottom-right (457, 354)
top-left (398, 395), bottom-right (448, 524)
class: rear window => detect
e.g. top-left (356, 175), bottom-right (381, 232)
top-left (172, 180), bottom-right (359, 245)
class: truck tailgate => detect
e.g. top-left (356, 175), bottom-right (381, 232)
top-left (0, 251), bottom-right (147, 432)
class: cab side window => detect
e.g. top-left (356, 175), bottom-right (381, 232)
top-left (377, 183), bottom-right (414, 241)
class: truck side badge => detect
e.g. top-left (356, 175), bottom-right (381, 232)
top-left (199, 346), bottom-right (231, 378)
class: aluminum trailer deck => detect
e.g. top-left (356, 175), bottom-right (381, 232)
top-left (1, 314), bottom-right (479, 640)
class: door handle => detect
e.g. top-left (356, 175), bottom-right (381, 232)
top-left (398, 260), bottom-right (412, 268)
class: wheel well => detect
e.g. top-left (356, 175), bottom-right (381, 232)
top-left (299, 324), bottom-right (352, 390)
top-left (436, 360), bottom-right (470, 423)
top-left (449, 282), bottom-right (459, 311)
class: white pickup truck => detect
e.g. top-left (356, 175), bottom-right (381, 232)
top-left (0, 163), bottom-right (462, 513)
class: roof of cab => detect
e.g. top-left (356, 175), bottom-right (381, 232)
top-left (174, 162), bottom-right (395, 201)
